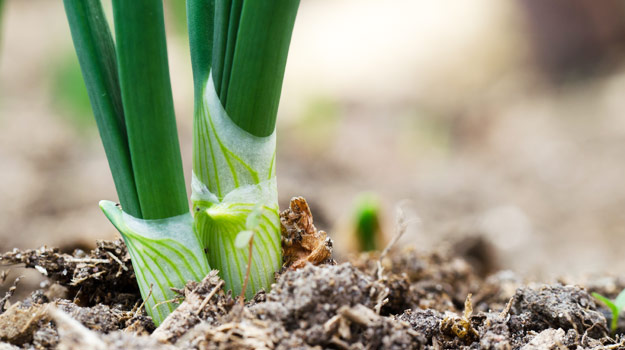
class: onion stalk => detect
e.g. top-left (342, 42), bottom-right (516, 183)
top-left (189, 0), bottom-right (299, 298)
top-left (63, 0), bottom-right (300, 324)
top-left (63, 0), bottom-right (208, 325)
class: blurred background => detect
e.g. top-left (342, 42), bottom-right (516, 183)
top-left (2, 0), bottom-right (625, 285)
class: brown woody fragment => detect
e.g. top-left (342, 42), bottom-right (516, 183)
top-left (280, 197), bottom-right (334, 269)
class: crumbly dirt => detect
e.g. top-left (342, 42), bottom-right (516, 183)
top-left (1, 198), bottom-right (624, 349)
top-left (0, 239), bottom-right (139, 309)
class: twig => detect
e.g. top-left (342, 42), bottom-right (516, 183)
top-left (196, 280), bottom-right (224, 315)
top-left (0, 276), bottom-right (21, 313)
top-left (106, 251), bottom-right (128, 271)
top-left (0, 269), bottom-right (9, 284)
top-left (134, 283), bottom-right (153, 317)
top-left (65, 257), bottom-right (111, 264)
top-left (70, 270), bottom-right (106, 285)
top-left (376, 201), bottom-right (420, 280)
top-left (329, 336), bottom-right (350, 350)
top-left (152, 297), bottom-right (180, 310)
top-left (130, 299), bottom-right (142, 315)
top-left (499, 296), bottom-right (514, 319)
top-left (373, 292), bottom-right (388, 315)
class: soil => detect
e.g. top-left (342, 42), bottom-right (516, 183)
top-left (0, 198), bottom-right (623, 350)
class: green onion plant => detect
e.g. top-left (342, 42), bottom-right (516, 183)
top-left (63, 0), bottom-right (299, 325)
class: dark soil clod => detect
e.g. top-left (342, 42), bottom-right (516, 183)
top-left (0, 239), bottom-right (139, 308)
top-left (508, 284), bottom-right (609, 339)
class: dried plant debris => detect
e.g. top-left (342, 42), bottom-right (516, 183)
top-left (440, 294), bottom-right (479, 345)
top-left (152, 270), bottom-right (234, 344)
top-left (0, 239), bottom-right (139, 308)
top-left (280, 197), bottom-right (335, 269)
top-left (0, 277), bottom-right (20, 314)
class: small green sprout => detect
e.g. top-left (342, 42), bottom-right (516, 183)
top-left (592, 289), bottom-right (625, 334)
top-left (353, 193), bottom-right (382, 252)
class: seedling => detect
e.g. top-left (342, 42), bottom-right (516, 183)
top-left (63, 0), bottom-right (299, 325)
top-left (592, 289), bottom-right (625, 334)
top-left (353, 193), bottom-right (383, 252)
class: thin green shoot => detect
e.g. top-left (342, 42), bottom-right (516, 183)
top-left (592, 289), bottom-right (625, 335)
top-left (51, 54), bottom-right (95, 132)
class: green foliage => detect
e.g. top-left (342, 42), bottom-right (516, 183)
top-left (592, 289), bottom-right (625, 334)
top-left (100, 200), bottom-right (209, 325)
top-left (165, 0), bottom-right (188, 34)
top-left (295, 96), bottom-right (341, 149)
top-left (50, 54), bottom-right (95, 132)
top-left (353, 193), bottom-right (382, 252)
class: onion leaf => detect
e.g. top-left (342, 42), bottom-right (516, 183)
top-left (63, 0), bottom-right (142, 218)
top-left (112, 0), bottom-right (188, 219)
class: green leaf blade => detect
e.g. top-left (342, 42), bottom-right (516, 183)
top-left (187, 0), bottom-right (215, 99)
top-left (614, 288), bottom-right (625, 310)
top-left (112, 0), bottom-right (188, 219)
top-left (211, 0), bottom-right (232, 96)
top-left (224, 0), bottom-right (300, 137)
top-left (593, 292), bottom-right (618, 314)
top-left (593, 291), bottom-right (620, 334)
top-left (63, 0), bottom-right (142, 218)
top-left (218, 0), bottom-right (243, 104)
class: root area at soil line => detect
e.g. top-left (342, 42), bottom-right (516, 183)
top-left (0, 197), bottom-right (622, 350)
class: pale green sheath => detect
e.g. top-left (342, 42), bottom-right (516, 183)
top-left (100, 201), bottom-right (210, 325)
top-left (192, 72), bottom-right (281, 299)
